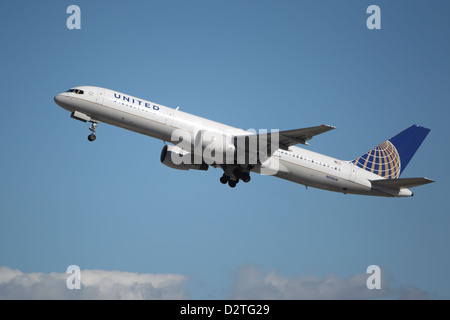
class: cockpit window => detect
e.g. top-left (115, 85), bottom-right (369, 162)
top-left (66, 89), bottom-right (84, 94)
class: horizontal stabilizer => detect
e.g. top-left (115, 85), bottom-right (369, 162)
top-left (370, 177), bottom-right (434, 189)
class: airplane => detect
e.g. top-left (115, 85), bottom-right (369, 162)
top-left (54, 86), bottom-right (434, 197)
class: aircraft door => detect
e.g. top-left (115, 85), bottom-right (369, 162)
top-left (350, 166), bottom-right (357, 182)
top-left (96, 89), bottom-right (105, 104)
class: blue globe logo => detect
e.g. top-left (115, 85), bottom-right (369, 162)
top-left (352, 141), bottom-right (401, 179)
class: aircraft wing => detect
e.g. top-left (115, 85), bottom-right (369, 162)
top-left (370, 177), bottom-right (435, 189)
top-left (276, 124), bottom-right (336, 148)
top-left (235, 124), bottom-right (336, 151)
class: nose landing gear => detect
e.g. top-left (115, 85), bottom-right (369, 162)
top-left (88, 121), bottom-right (98, 142)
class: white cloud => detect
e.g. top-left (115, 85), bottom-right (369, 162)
top-left (226, 264), bottom-right (431, 300)
top-left (0, 265), bottom-right (433, 300)
top-left (0, 266), bottom-right (190, 299)
top-left (397, 285), bottom-right (434, 300)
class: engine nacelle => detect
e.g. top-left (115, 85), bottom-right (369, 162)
top-left (160, 145), bottom-right (208, 171)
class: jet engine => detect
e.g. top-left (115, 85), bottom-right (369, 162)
top-left (160, 145), bottom-right (208, 171)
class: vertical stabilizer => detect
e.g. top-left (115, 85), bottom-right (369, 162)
top-left (351, 125), bottom-right (430, 179)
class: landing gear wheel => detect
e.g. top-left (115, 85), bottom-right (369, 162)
top-left (220, 175), bottom-right (229, 184)
top-left (228, 180), bottom-right (237, 188)
top-left (241, 172), bottom-right (250, 183)
top-left (87, 121), bottom-right (98, 142)
top-left (233, 169), bottom-right (242, 180)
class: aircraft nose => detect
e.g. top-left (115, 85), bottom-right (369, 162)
top-left (54, 93), bottom-right (72, 111)
top-left (54, 93), bottom-right (64, 106)
top-left (54, 94), bottom-right (61, 104)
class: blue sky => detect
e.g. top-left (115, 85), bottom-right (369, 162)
top-left (0, 0), bottom-right (449, 299)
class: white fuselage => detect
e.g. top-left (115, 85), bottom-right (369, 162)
top-left (54, 86), bottom-right (413, 197)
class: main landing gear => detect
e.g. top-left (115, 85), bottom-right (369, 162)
top-left (87, 121), bottom-right (98, 142)
top-left (220, 168), bottom-right (251, 188)
top-left (220, 174), bottom-right (238, 188)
